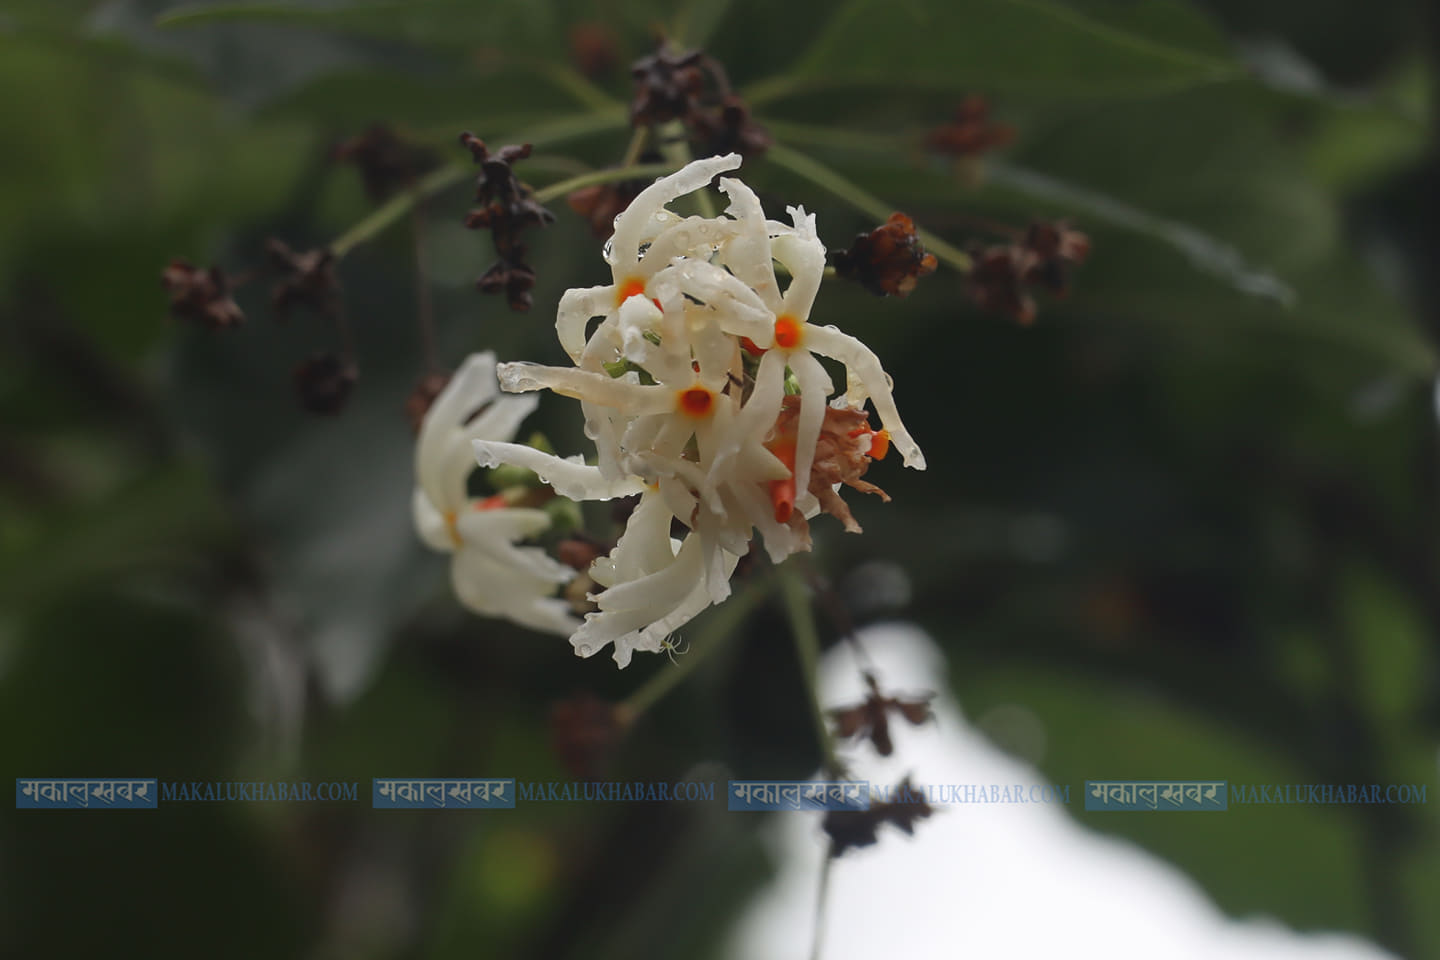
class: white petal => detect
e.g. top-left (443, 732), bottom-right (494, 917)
top-left (611, 154), bottom-right (742, 276)
top-left (802, 324), bottom-right (926, 470)
top-left (472, 441), bottom-right (645, 501)
top-left (413, 487), bottom-right (455, 553)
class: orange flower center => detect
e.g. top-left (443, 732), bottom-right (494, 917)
top-left (616, 277), bottom-right (646, 305)
top-left (773, 315), bottom-right (802, 350)
top-left (616, 276), bottom-right (664, 312)
top-left (677, 386), bottom-right (714, 417)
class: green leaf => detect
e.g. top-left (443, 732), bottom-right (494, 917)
top-left (776, 0), bottom-right (1239, 100)
top-left (156, 0), bottom-right (562, 51)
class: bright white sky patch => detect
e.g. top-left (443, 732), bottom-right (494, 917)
top-left (727, 621), bottom-right (1396, 960)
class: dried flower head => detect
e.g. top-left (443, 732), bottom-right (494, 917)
top-left (459, 133), bottom-right (555, 312)
top-left (472, 155), bottom-right (925, 667)
top-left (161, 259), bottom-right (245, 330)
top-left (830, 213), bottom-right (938, 298)
top-left (568, 22), bottom-right (620, 79)
top-left (266, 239), bottom-right (340, 319)
top-left (568, 177), bottom-right (647, 240)
top-left (829, 673), bottom-right (934, 756)
top-left (1020, 220), bottom-right (1091, 297)
top-left (966, 221), bottom-right (1090, 324)
top-left (925, 95), bottom-right (1015, 159)
top-left (404, 370), bottom-right (452, 433)
top-left (294, 352), bottom-right (357, 415)
top-left (550, 693), bottom-right (633, 779)
top-left (629, 46), bottom-right (710, 127)
top-left (332, 124), bottom-right (439, 203)
top-left (822, 775), bottom-right (934, 856)
top-left (691, 94), bottom-right (771, 160)
top-left (970, 246), bottom-right (1032, 323)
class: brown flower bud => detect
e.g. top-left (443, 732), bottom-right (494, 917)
top-left (294, 352), bottom-right (357, 415)
top-left (161, 259), bottom-right (245, 330)
top-left (549, 693), bottom-right (633, 779)
top-left (830, 213), bottom-right (938, 298)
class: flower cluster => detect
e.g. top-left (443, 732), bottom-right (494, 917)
top-left (473, 154), bottom-right (925, 667)
top-left (413, 352), bottom-right (578, 635)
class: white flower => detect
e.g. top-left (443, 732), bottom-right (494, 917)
top-left (414, 352), bottom-right (578, 635)
top-left (474, 156), bottom-right (925, 666)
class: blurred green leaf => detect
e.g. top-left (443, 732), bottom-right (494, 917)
top-left (774, 0), bottom-right (1239, 100)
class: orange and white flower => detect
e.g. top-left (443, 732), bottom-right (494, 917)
top-left (474, 156), bottom-right (925, 666)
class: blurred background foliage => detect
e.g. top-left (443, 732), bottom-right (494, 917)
top-left (2, 0), bottom-right (1439, 957)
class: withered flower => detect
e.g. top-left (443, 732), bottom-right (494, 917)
top-left (266, 239), bottom-right (340, 319)
top-left (629, 46), bottom-right (709, 127)
top-left (567, 178), bottom-right (646, 240)
top-left (568, 22), bottom-right (620, 79)
top-left (294, 352), bottom-right (357, 415)
top-left (829, 673), bottom-right (934, 756)
top-left (965, 245), bottom-right (1035, 325)
top-left (823, 776), bottom-right (934, 857)
top-left (161, 258), bottom-right (245, 330)
top-left (459, 133), bottom-right (555, 312)
top-left (1020, 220), bottom-right (1091, 297)
top-left (404, 370), bottom-right (452, 434)
top-left (768, 396), bottom-right (892, 535)
top-left (627, 44), bottom-right (763, 160)
top-left (925, 95), bottom-right (1016, 159)
top-left (691, 94), bottom-right (771, 160)
top-left (549, 693), bottom-right (633, 780)
top-left (965, 220), bottom-right (1090, 324)
top-left (830, 213), bottom-right (938, 298)
top-left (332, 124), bottom-right (439, 203)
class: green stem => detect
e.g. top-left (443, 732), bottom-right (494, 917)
top-left (763, 119), bottom-right (909, 156)
top-left (532, 163), bottom-right (677, 205)
top-left (329, 111), bottom-right (628, 259)
top-left (778, 561), bottom-right (841, 776)
top-left (621, 578), bottom-right (773, 719)
top-left (766, 142), bottom-right (973, 273)
top-left (330, 163), bottom-right (466, 258)
top-left (620, 125), bottom-right (649, 168)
